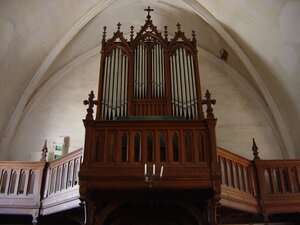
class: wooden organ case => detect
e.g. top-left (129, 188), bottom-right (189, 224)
top-left (80, 8), bottom-right (221, 225)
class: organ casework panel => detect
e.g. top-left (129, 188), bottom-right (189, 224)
top-left (96, 10), bottom-right (203, 120)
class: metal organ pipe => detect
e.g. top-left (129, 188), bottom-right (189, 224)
top-left (151, 44), bottom-right (165, 99)
top-left (101, 48), bottom-right (128, 120)
top-left (134, 45), bottom-right (148, 99)
top-left (170, 48), bottom-right (197, 119)
top-left (101, 45), bottom-right (197, 120)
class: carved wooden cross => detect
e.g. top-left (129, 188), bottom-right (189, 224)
top-left (83, 90), bottom-right (98, 120)
top-left (202, 90), bottom-right (216, 119)
top-left (144, 6), bottom-right (154, 19)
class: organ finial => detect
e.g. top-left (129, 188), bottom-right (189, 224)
top-left (202, 90), bottom-right (216, 119)
top-left (192, 30), bottom-right (196, 39)
top-left (192, 30), bottom-right (196, 46)
top-left (117, 22), bottom-right (121, 31)
top-left (83, 91), bottom-right (98, 120)
top-left (176, 23), bottom-right (181, 31)
top-left (102, 26), bottom-right (107, 44)
top-left (252, 138), bottom-right (260, 160)
top-left (144, 6), bottom-right (154, 20)
top-left (130, 26), bottom-right (134, 41)
top-left (164, 26), bottom-right (168, 41)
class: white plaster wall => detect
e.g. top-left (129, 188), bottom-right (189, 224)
top-left (196, 0), bottom-right (300, 157)
top-left (199, 55), bottom-right (283, 159)
top-left (0, 0), bottom-right (99, 147)
top-left (9, 54), bottom-right (99, 161)
top-left (9, 50), bottom-right (283, 161)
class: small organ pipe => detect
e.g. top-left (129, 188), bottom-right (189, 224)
top-left (102, 55), bottom-right (108, 119)
top-left (105, 54), bottom-right (112, 119)
top-left (190, 55), bottom-right (198, 118)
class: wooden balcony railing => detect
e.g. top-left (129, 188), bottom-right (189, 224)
top-left (0, 161), bottom-right (45, 223)
top-left (80, 120), bottom-right (217, 190)
top-left (89, 120), bottom-right (210, 166)
top-left (255, 160), bottom-right (300, 215)
top-left (0, 148), bottom-right (82, 223)
top-left (0, 145), bottom-right (300, 222)
top-left (217, 148), bottom-right (259, 213)
top-left (41, 149), bottom-right (82, 215)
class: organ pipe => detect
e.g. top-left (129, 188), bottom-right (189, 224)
top-left (101, 46), bottom-right (198, 120)
top-left (99, 24), bottom-right (201, 120)
top-left (170, 48), bottom-right (197, 119)
top-left (101, 48), bottom-right (128, 120)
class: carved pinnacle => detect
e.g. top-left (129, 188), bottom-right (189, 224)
top-left (192, 30), bottom-right (196, 39)
top-left (40, 140), bottom-right (48, 162)
top-left (117, 22), bottom-right (121, 31)
top-left (102, 26), bottom-right (107, 44)
top-left (252, 138), bottom-right (260, 160)
top-left (130, 26), bottom-right (134, 41)
top-left (164, 26), bottom-right (168, 41)
top-left (176, 23), bottom-right (181, 31)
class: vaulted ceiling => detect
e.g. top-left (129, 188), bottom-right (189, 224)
top-left (0, 0), bottom-right (299, 160)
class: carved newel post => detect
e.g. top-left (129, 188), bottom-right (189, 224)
top-left (83, 91), bottom-right (98, 120)
top-left (202, 89), bottom-right (216, 119)
top-left (252, 138), bottom-right (260, 160)
top-left (40, 140), bottom-right (48, 162)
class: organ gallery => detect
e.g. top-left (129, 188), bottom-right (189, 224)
top-left (0, 6), bottom-right (299, 225)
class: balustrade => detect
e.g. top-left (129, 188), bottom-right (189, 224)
top-left (218, 148), bottom-right (255, 194)
top-left (0, 161), bottom-right (45, 223)
top-left (0, 162), bottom-right (44, 198)
top-left (41, 149), bottom-right (82, 215)
top-left (217, 147), bottom-right (259, 213)
top-left (44, 149), bottom-right (82, 198)
top-left (1, 144), bottom-right (300, 222)
top-left (255, 160), bottom-right (300, 215)
top-left (256, 160), bottom-right (300, 195)
top-left (0, 149), bottom-right (83, 222)
top-left (92, 120), bottom-right (208, 166)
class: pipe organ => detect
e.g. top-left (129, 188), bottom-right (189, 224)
top-left (81, 7), bottom-right (220, 225)
top-left (97, 13), bottom-right (203, 120)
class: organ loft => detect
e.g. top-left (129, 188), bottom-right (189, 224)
top-left (79, 7), bottom-right (221, 225)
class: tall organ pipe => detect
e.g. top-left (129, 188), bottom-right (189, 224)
top-left (170, 48), bottom-right (197, 119)
top-left (101, 48), bottom-right (128, 120)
